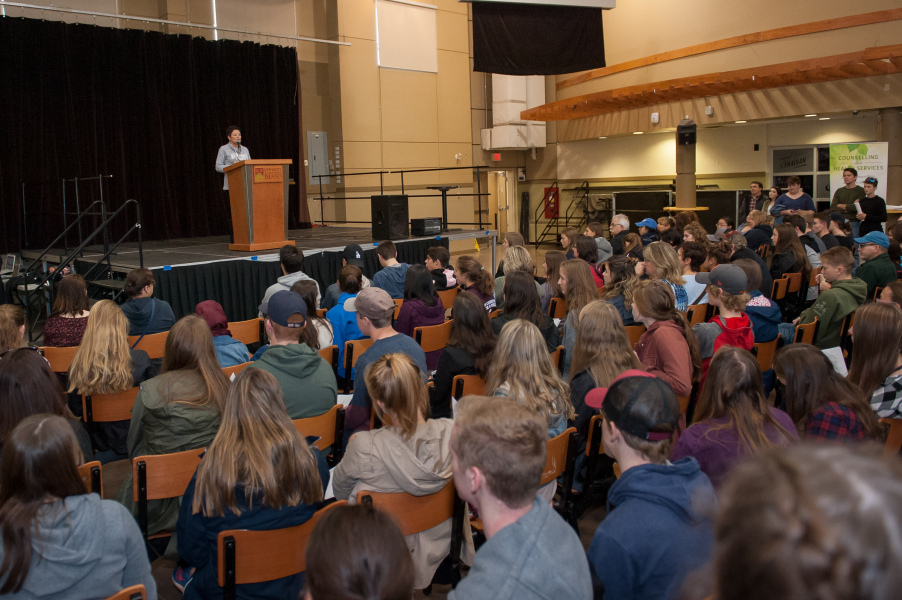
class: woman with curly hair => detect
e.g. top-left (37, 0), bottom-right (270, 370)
top-left (600, 255), bottom-right (639, 325)
top-left (636, 241), bottom-right (690, 311)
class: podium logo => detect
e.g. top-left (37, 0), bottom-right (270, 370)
top-left (253, 166), bottom-right (283, 183)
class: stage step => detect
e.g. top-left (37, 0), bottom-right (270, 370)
top-left (89, 279), bottom-right (125, 291)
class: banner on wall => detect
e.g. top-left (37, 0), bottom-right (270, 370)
top-left (829, 142), bottom-right (889, 199)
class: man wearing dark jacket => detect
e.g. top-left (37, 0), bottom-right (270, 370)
top-left (610, 214), bottom-right (630, 255)
top-left (854, 232), bottom-right (897, 300)
top-left (739, 181), bottom-right (766, 222)
top-left (729, 233), bottom-right (773, 298)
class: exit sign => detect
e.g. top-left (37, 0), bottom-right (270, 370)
top-left (493, 153), bottom-right (501, 161)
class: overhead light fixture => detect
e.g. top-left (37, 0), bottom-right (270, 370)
top-left (819, 117), bottom-right (830, 121)
top-left (633, 131), bottom-right (644, 135)
top-left (735, 120), bottom-right (747, 124)
top-left (598, 136), bottom-right (607, 139)
top-left (805, 114), bottom-right (817, 117)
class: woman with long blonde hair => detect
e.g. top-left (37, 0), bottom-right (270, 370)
top-left (495, 231), bottom-right (527, 277)
top-left (68, 300), bottom-right (156, 459)
top-left (115, 314), bottom-right (229, 551)
top-left (569, 301), bottom-right (642, 453)
top-left (540, 250), bottom-right (565, 315)
top-left (0, 304), bottom-right (25, 355)
top-left (332, 353), bottom-right (472, 591)
top-left (672, 347), bottom-right (797, 487)
top-left (637, 241), bottom-right (689, 311)
top-left (493, 245), bottom-right (542, 311)
top-left (559, 259), bottom-right (600, 378)
top-left (176, 368), bottom-right (327, 598)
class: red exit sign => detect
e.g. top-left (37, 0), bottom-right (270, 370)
top-left (493, 153), bottom-right (501, 161)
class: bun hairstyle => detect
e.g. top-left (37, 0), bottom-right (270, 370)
top-left (456, 255), bottom-right (494, 296)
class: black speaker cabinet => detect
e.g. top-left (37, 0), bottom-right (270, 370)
top-left (411, 218), bottom-right (442, 236)
top-left (371, 195), bottom-right (409, 240)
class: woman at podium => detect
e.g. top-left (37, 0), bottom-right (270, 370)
top-left (214, 126), bottom-right (251, 190)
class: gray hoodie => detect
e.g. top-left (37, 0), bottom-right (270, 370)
top-left (260, 270), bottom-right (322, 313)
top-left (0, 494), bottom-right (156, 599)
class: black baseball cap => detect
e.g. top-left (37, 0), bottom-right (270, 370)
top-left (585, 371), bottom-right (680, 442)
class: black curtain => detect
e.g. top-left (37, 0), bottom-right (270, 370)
top-left (0, 17), bottom-right (306, 254)
top-left (472, 3), bottom-right (605, 75)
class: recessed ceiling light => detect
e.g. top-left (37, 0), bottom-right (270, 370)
top-left (633, 131), bottom-right (644, 135)
top-left (819, 117), bottom-right (830, 121)
top-left (598, 136), bottom-right (607, 139)
top-left (735, 120), bottom-right (747, 124)
top-left (805, 114), bottom-right (817, 117)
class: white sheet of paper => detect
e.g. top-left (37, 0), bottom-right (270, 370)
top-left (337, 394), bottom-right (353, 407)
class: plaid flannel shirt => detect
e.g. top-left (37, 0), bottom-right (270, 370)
top-left (805, 402), bottom-right (868, 442)
top-left (870, 374), bottom-right (902, 419)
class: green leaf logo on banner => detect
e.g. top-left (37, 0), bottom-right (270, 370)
top-left (857, 144), bottom-right (868, 155)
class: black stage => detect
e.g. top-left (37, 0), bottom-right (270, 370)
top-left (24, 226), bottom-right (497, 323)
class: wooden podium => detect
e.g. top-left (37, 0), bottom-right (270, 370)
top-left (224, 159), bottom-right (294, 252)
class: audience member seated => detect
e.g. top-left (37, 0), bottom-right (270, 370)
top-left (372, 240), bottom-right (410, 299)
top-left (540, 250), bottom-right (565, 315)
top-left (632, 281), bottom-right (701, 397)
top-left (769, 223), bottom-right (812, 321)
top-left (343, 288), bottom-right (428, 438)
top-left (487, 319), bottom-right (574, 503)
top-left (732, 259), bottom-right (781, 343)
top-left (260, 244), bottom-right (321, 310)
top-left (325, 264), bottom-right (367, 380)
top-left (637, 217), bottom-right (660, 245)
top-left (692, 264), bottom-right (754, 385)
top-left (599, 255), bottom-right (639, 326)
top-left (292, 280), bottom-right (334, 350)
top-left (622, 232), bottom-right (644, 261)
top-left (829, 212), bottom-right (855, 251)
top-left (714, 445), bottom-right (902, 600)
top-left (426, 245), bottom-right (457, 290)
top-left (195, 300), bottom-right (250, 368)
top-left (847, 302), bottom-right (902, 418)
top-left (175, 368), bottom-right (328, 598)
top-left (320, 244), bottom-right (371, 310)
top-left (584, 222), bottom-right (613, 263)
top-left (43, 273), bottom-right (90, 347)
top-left (333, 353), bottom-right (472, 591)
top-left (431, 292), bottom-right (495, 419)
top-left (251, 291), bottom-right (336, 419)
top-left (636, 241), bottom-right (689, 311)
top-left (0, 304), bottom-right (25, 355)
top-left (585, 372), bottom-right (715, 600)
top-left (609, 215), bottom-right (629, 256)
top-left (447, 397), bottom-right (592, 600)
top-left (492, 246), bottom-right (543, 311)
top-left (657, 216), bottom-right (675, 233)
top-left (395, 264), bottom-right (446, 370)
top-left (879, 280), bottom-right (902, 306)
top-left (671, 347), bottom-right (797, 488)
top-left (703, 240), bottom-right (732, 273)
top-left (774, 345), bottom-right (879, 442)
top-left (709, 216), bottom-right (735, 242)
top-left (742, 209), bottom-right (773, 251)
top-left (812, 211), bottom-right (840, 250)
top-left (120, 268), bottom-right (176, 336)
top-left (678, 240), bottom-right (709, 305)
top-left (455, 255), bottom-right (496, 312)
top-left (789, 213), bottom-right (826, 258)
top-left (68, 300), bottom-right (157, 461)
top-left (116, 315), bottom-right (228, 550)
top-left (682, 222), bottom-right (708, 244)
top-left (304, 503), bottom-right (414, 600)
top-left (0, 347), bottom-right (93, 461)
top-left (573, 235), bottom-right (605, 287)
top-left (0, 415), bottom-right (155, 599)
top-left (561, 226), bottom-right (580, 260)
top-left (492, 271), bottom-right (559, 352)
top-left (660, 228), bottom-right (682, 248)
top-left (559, 259), bottom-right (600, 378)
top-left (568, 300), bottom-right (642, 463)
top-left (494, 232), bottom-right (526, 278)
top-left (854, 231), bottom-right (897, 300)
top-left (728, 232), bottom-right (773, 299)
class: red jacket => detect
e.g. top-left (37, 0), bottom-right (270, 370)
top-left (699, 314), bottom-right (754, 385)
top-left (635, 320), bottom-right (694, 397)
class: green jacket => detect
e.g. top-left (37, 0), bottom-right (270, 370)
top-left (831, 185), bottom-right (865, 221)
top-left (249, 343), bottom-right (337, 419)
top-left (854, 252), bottom-right (897, 300)
top-left (116, 370), bottom-right (221, 542)
top-left (799, 277), bottom-right (867, 349)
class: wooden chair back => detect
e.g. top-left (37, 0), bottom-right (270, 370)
top-left (293, 404), bottom-right (345, 465)
top-left (596, 285), bottom-right (605, 296)
top-left (585, 415), bottom-right (605, 458)
top-left (228, 318), bottom-right (262, 346)
top-left (414, 319), bottom-right (453, 353)
top-left (436, 287), bottom-right (459, 311)
top-left (488, 308), bottom-right (501, 319)
top-left (686, 304), bottom-right (709, 327)
top-left (222, 361), bottom-right (251, 379)
top-left (343, 338), bottom-right (374, 393)
top-left (808, 266), bottom-right (823, 288)
top-left (756, 244), bottom-right (769, 258)
top-left (216, 501), bottom-right (348, 597)
top-left (548, 297), bottom-right (568, 319)
top-left (771, 277), bottom-right (788, 300)
top-left (127, 331), bottom-right (168, 359)
top-left (794, 319), bottom-right (819, 345)
top-left (318, 345), bottom-right (339, 376)
top-left (132, 447), bottom-right (205, 540)
top-left (784, 272), bottom-right (803, 294)
top-left (104, 585), bottom-right (146, 600)
top-left (78, 461), bottom-right (103, 498)
top-left (875, 286), bottom-right (886, 301)
top-left (752, 335), bottom-right (784, 372)
top-left (549, 345), bottom-right (565, 374)
top-left (82, 387), bottom-right (139, 424)
top-left (452, 374), bottom-right (486, 399)
top-left (880, 418), bottom-right (902, 457)
top-left (541, 427), bottom-right (577, 522)
top-left (316, 308), bottom-right (327, 318)
top-left (625, 324), bottom-right (646, 347)
top-left (40, 345), bottom-right (80, 373)
top-left (392, 298), bottom-right (403, 320)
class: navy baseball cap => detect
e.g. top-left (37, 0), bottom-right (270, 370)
top-left (853, 231), bottom-right (889, 248)
top-left (342, 244), bottom-right (365, 268)
top-left (258, 290), bottom-right (307, 327)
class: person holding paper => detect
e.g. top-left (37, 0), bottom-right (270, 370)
top-left (831, 167), bottom-right (866, 236)
top-left (214, 126), bottom-right (250, 190)
top-left (856, 176), bottom-right (887, 236)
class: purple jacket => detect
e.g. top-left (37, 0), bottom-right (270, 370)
top-left (394, 296), bottom-right (446, 370)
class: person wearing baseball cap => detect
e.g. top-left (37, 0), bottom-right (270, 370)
top-left (636, 218), bottom-right (659, 246)
top-left (342, 287), bottom-right (427, 440)
top-left (585, 371), bottom-right (715, 600)
top-left (251, 290), bottom-right (337, 419)
top-left (692, 264), bottom-right (755, 385)
top-left (260, 245), bottom-right (321, 315)
top-left (856, 176), bottom-right (886, 237)
top-left (320, 244), bottom-right (374, 311)
top-left (853, 230), bottom-right (896, 300)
